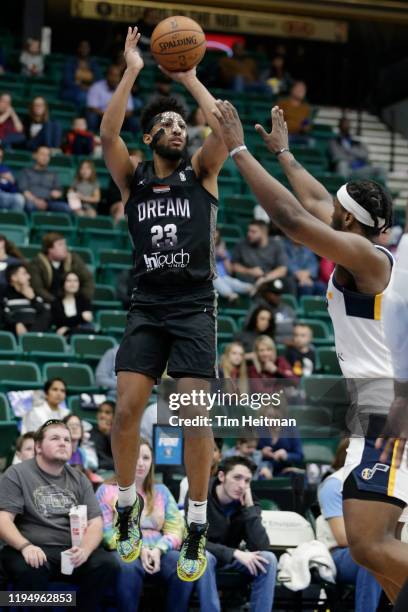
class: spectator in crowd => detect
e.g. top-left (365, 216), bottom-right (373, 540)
top-left (86, 64), bottom-right (135, 132)
top-left (318, 439), bottom-right (382, 612)
top-left (51, 271), bottom-right (94, 337)
top-left (284, 237), bottom-right (326, 297)
top-left (219, 341), bottom-right (249, 393)
top-left (28, 232), bottom-right (94, 303)
top-left (89, 401), bottom-right (115, 471)
top-left (285, 323), bottom-right (316, 377)
top-left (107, 148), bottom-right (145, 223)
top-left (0, 93), bottom-right (25, 149)
top-left (18, 146), bottom-right (71, 213)
top-left (0, 234), bottom-right (24, 292)
top-left (95, 346), bottom-right (118, 398)
top-left (278, 81), bottom-right (312, 143)
top-left (234, 305), bottom-right (275, 358)
top-left (63, 40), bottom-right (102, 108)
top-left (194, 456), bottom-right (277, 611)
top-left (136, 8), bottom-right (160, 56)
top-left (23, 97), bottom-right (63, 151)
top-left (178, 439), bottom-right (222, 507)
top-left (215, 228), bottom-right (253, 301)
top-left (329, 117), bottom-right (387, 182)
top-left (63, 117), bottom-right (99, 156)
top-left (146, 75), bottom-right (187, 110)
top-left (248, 335), bottom-right (294, 394)
top-left (0, 420), bottom-right (119, 610)
top-left (232, 220), bottom-right (288, 290)
top-left (1, 264), bottom-right (50, 336)
top-left (0, 145), bottom-right (26, 211)
top-left (20, 38), bottom-right (44, 77)
top-left (21, 378), bottom-right (69, 434)
top-left (252, 279), bottom-right (296, 344)
top-left (63, 414), bottom-right (89, 469)
top-left (67, 159), bottom-right (100, 217)
top-left (187, 107), bottom-right (211, 156)
top-left (222, 438), bottom-right (272, 479)
top-left (218, 42), bottom-right (267, 94)
top-left (262, 55), bottom-right (293, 96)
top-left (13, 432), bottom-right (35, 464)
top-left (96, 438), bottom-right (193, 611)
top-left (257, 405), bottom-right (304, 476)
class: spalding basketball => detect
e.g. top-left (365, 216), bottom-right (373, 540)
top-left (150, 16), bottom-right (206, 72)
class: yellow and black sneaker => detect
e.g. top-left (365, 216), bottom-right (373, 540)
top-left (115, 493), bottom-right (144, 563)
top-left (177, 522), bottom-right (208, 581)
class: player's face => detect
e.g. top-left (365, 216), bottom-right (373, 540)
top-left (150, 112), bottom-right (188, 160)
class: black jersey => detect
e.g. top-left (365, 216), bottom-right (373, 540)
top-left (125, 157), bottom-right (218, 294)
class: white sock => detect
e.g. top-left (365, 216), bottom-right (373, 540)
top-left (187, 499), bottom-right (207, 526)
top-left (118, 484), bottom-right (137, 508)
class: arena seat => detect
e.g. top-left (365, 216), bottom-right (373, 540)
top-left (0, 393), bottom-right (12, 421)
top-left (300, 295), bottom-right (328, 318)
top-left (1, 226), bottom-right (29, 246)
top-left (77, 217), bottom-right (119, 252)
top-left (302, 441), bottom-right (335, 465)
top-left (18, 244), bottom-right (41, 260)
top-left (317, 347), bottom-right (342, 375)
top-left (20, 333), bottom-right (73, 364)
top-left (0, 210), bottom-right (28, 227)
top-left (96, 310), bottom-right (127, 337)
top-left (93, 284), bottom-right (122, 310)
top-left (0, 360), bottom-right (43, 391)
top-left (67, 396), bottom-right (98, 425)
top-left (302, 375), bottom-right (349, 410)
top-left (297, 318), bottom-right (334, 345)
top-left (217, 315), bottom-right (238, 342)
top-left (43, 362), bottom-right (99, 394)
top-left (97, 250), bottom-right (132, 284)
top-left (30, 211), bottom-right (75, 243)
top-left (281, 293), bottom-right (299, 312)
top-left (71, 334), bottom-right (117, 364)
top-left (0, 332), bottom-right (22, 359)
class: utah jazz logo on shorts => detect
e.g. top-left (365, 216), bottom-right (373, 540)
top-left (361, 463), bottom-right (390, 480)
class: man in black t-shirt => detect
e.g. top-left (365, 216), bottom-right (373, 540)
top-left (100, 27), bottom-right (228, 581)
top-left (285, 323), bottom-right (316, 377)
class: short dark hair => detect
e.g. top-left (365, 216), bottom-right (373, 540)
top-left (217, 455), bottom-right (257, 477)
top-left (98, 400), bottom-right (115, 413)
top-left (44, 378), bottom-right (67, 394)
top-left (41, 232), bottom-right (65, 254)
top-left (345, 180), bottom-right (393, 238)
top-left (5, 263), bottom-right (27, 285)
top-left (249, 220), bottom-right (268, 231)
top-left (140, 97), bottom-right (187, 134)
top-left (34, 419), bottom-right (70, 443)
top-left (16, 431), bottom-right (35, 452)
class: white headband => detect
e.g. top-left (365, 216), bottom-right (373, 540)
top-left (336, 184), bottom-right (385, 228)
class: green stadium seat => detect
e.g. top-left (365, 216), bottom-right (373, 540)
top-left (317, 347), bottom-right (342, 375)
top-left (0, 422), bottom-right (19, 458)
top-left (2, 150), bottom-right (32, 168)
top-left (55, 167), bottom-right (76, 190)
top-left (30, 212), bottom-right (75, 243)
top-left (300, 296), bottom-right (328, 318)
top-left (96, 310), bottom-right (127, 337)
top-left (218, 316), bottom-right (237, 342)
top-left (219, 177), bottom-right (241, 198)
top-left (93, 284), bottom-right (122, 310)
top-left (297, 318), bottom-right (334, 343)
top-left (67, 396), bottom-right (98, 424)
top-left (20, 333), bottom-right (73, 363)
top-left (48, 155), bottom-right (75, 169)
top-left (0, 393), bottom-right (12, 421)
top-left (43, 362), bottom-right (99, 393)
top-left (222, 196), bottom-right (256, 225)
top-left (219, 294), bottom-right (251, 320)
top-left (217, 223), bottom-right (243, 241)
top-left (1, 225), bottom-right (29, 246)
top-left (282, 293), bottom-right (298, 312)
top-left (0, 210), bottom-right (28, 227)
top-left (18, 244), bottom-right (41, 260)
top-left (0, 332), bottom-right (22, 359)
top-left (71, 334), bottom-right (117, 364)
top-left (97, 249), bottom-right (132, 284)
top-left (302, 375), bottom-right (349, 408)
top-left (302, 441), bottom-right (335, 465)
top-left (0, 361), bottom-right (42, 391)
top-left (77, 217), bottom-right (119, 251)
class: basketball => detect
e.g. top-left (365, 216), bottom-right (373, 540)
top-left (150, 16), bottom-right (206, 72)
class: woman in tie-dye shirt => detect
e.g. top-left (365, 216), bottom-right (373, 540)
top-left (96, 438), bottom-right (193, 611)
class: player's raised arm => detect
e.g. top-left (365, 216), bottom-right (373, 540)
top-left (212, 100), bottom-right (388, 277)
top-left (100, 27), bottom-right (143, 201)
top-left (159, 66), bottom-right (228, 177)
top-left (255, 106), bottom-right (334, 225)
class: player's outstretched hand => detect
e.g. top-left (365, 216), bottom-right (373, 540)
top-left (255, 106), bottom-right (289, 154)
top-left (158, 64), bottom-right (196, 83)
top-left (375, 396), bottom-right (408, 468)
top-left (212, 100), bottom-right (245, 152)
top-left (124, 26), bottom-right (144, 72)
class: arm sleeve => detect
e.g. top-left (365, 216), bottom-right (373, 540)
top-left (242, 503), bottom-right (270, 551)
top-left (17, 169), bottom-right (29, 192)
top-left (318, 477), bottom-right (343, 519)
top-left (0, 468), bottom-right (24, 514)
top-left (95, 485), bottom-right (117, 550)
top-left (154, 486), bottom-right (183, 553)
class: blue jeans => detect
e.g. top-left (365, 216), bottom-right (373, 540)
top-left (331, 547), bottom-right (382, 612)
top-left (115, 549), bottom-right (194, 612)
top-left (214, 275), bottom-right (253, 298)
top-left (0, 191), bottom-right (25, 211)
top-left (196, 550), bottom-right (277, 612)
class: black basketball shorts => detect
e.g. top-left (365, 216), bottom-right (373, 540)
top-left (115, 289), bottom-right (218, 380)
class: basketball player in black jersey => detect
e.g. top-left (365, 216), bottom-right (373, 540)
top-left (100, 27), bottom-right (228, 581)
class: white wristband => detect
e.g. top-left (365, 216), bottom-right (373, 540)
top-left (230, 145), bottom-right (247, 158)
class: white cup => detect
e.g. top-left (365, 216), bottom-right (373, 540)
top-left (61, 550), bottom-right (74, 575)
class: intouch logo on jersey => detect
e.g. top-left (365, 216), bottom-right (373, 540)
top-left (361, 463), bottom-right (390, 480)
top-left (144, 249), bottom-right (190, 271)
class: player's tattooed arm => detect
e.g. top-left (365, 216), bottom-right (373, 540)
top-left (256, 106), bottom-right (333, 225)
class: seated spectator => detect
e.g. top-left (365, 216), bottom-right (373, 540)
top-left (20, 38), bottom-right (44, 76)
top-left (257, 405), bottom-right (304, 476)
top-left (1, 264), bottom-right (50, 336)
top-left (329, 117), bottom-right (386, 182)
top-left (21, 378), bottom-right (69, 434)
top-left (67, 160), bottom-right (100, 217)
top-left (285, 323), bottom-right (316, 377)
top-left (0, 145), bottom-right (26, 211)
top-left (86, 64), bottom-right (136, 132)
top-left (63, 117), bottom-right (99, 156)
top-left (18, 146), bottom-right (71, 213)
top-left (62, 40), bottom-right (102, 108)
top-left (135, 8), bottom-right (160, 56)
top-left (284, 237), bottom-right (326, 297)
top-left (0, 93), bottom-right (25, 149)
top-left (23, 97), bottom-right (62, 152)
top-left (187, 107), bottom-right (211, 156)
top-left (218, 42), bottom-right (268, 94)
top-left (194, 456), bottom-right (277, 611)
top-left (63, 414), bottom-right (89, 469)
top-left (219, 341), bottom-right (248, 393)
top-left (107, 148), bottom-right (145, 223)
top-left (214, 228), bottom-right (253, 301)
top-left (235, 305), bottom-right (275, 359)
top-left (0, 234), bottom-right (24, 291)
top-left (252, 279), bottom-right (296, 344)
top-left (318, 439), bottom-right (382, 612)
top-left (96, 439), bottom-right (193, 611)
top-left (28, 232), bottom-right (95, 303)
top-left (0, 419), bottom-right (119, 609)
top-left (262, 54), bottom-right (293, 96)
top-left (278, 81), bottom-right (312, 144)
top-left (89, 401), bottom-right (114, 471)
top-left (232, 220), bottom-right (288, 291)
top-left (248, 335), bottom-right (294, 393)
top-left (178, 439), bottom-right (222, 506)
top-left (13, 432), bottom-right (35, 464)
top-left (95, 346), bottom-right (119, 398)
top-left (51, 271), bottom-right (94, 337)
top-left (223, 437), bottom-right (271, 479)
